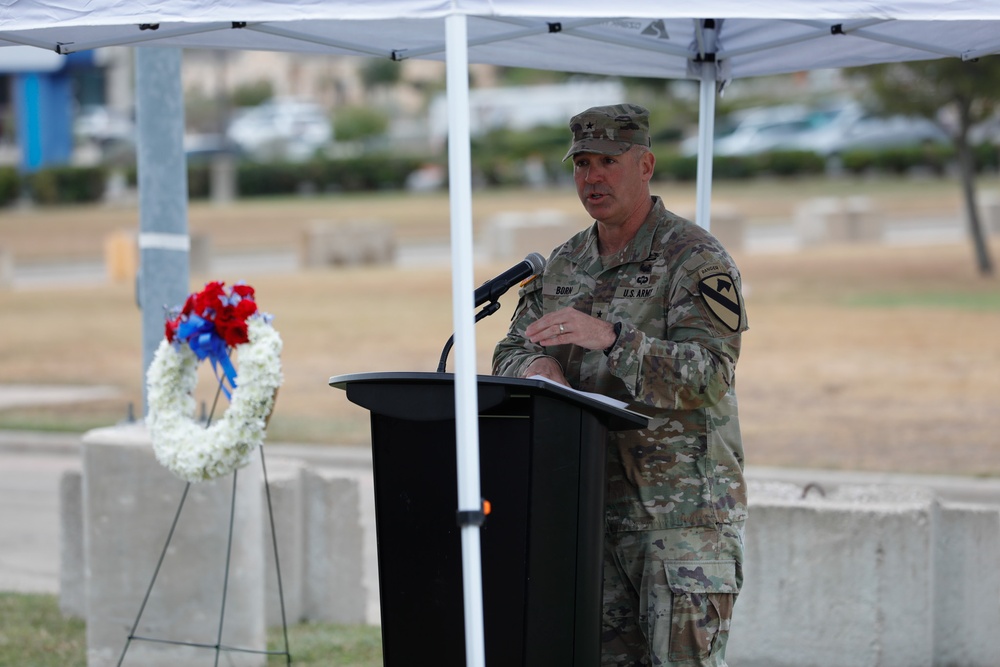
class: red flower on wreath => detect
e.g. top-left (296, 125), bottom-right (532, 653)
top-left (215, 297), bottom-right (259, 346)
top-left (164, 281), bottom-right (259, 348)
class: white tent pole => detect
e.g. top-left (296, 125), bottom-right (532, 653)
top-left (695, 21), bottom-right (718, 231)
top-left (445, 12), bottom-right (487, 667)
top-left (694, 71), bottom-right (716, 231)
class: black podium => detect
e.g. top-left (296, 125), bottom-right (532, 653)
top-left (329, 372), bottom-right (647, 667)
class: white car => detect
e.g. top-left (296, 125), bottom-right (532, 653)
top-left (681, 104), bottom-right (817, 157)
top-left (713, 105), bottom-right (818, 157)
top-left (790, 102), bottom-right (949, 157)
top-left (226, 98), bottom-right (332, 161)
top-left (74, 105), bottom-right (134, 145)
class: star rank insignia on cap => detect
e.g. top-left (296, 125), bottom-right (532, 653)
top-left (698, 272), bottom-right (743, 332)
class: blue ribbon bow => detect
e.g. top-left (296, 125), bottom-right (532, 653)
top-left (176, 314), bottom-right (238, 399)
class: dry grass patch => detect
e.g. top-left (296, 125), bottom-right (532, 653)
top-left (0, 176), bottom-right (972, 261)
top-left (735, 240), bottom-right (1000, 476)
top-left (1, 181), bottom-right (998, 476)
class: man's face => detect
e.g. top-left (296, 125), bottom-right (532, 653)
top-left (571, 147), bottom-right (653, 226)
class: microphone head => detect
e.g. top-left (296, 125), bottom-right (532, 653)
top-left (525, 252), bottom-right (546, 274)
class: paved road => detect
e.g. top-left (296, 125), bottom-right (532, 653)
top-left (0, 446), bottom-right (80, 593)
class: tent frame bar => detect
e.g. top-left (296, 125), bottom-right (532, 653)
top-left (54, 22), bottom-right (235, 54)
top-left (246, 22), bottom-right (391, 58)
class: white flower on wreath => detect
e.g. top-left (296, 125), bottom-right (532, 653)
top-left (146, 316), bottom-right (283, 483)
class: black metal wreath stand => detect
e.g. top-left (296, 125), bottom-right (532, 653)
top-left (116, 387), bottom-right (292, 666)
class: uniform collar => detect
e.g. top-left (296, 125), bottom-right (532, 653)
top-left (565, 196), bottom-right (667, 274)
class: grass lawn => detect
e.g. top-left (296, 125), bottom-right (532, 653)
top-left (0, 593), bottom-right (382, 667)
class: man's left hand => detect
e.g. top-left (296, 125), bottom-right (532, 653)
top-left (526, 307), bottom-right (617, 351)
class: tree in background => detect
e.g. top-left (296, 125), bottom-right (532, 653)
top-left (361, 58), bottom-right (402, 89)
top-left (334, 106), bottom-right (390, 145)
top-left (849, 57), bottom-right (1000, 276)
top-left (231, 80), bottom-right (274, 108)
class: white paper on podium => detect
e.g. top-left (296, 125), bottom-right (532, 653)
top-left (527, 374), bottom-right (630, 411)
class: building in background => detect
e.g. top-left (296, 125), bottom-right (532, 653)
top-left (0, 46), bottom-right (120, 172)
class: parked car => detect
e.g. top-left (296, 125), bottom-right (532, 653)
top-left (712, 104), bottom-right (819, 156)
top-left (74, 105), bottom-right (134, 145)
top-left (226, 98), bottom-right (332, 162)
top-left (970, 113), bottom-right (1000, 145)
top-left (184, 133), bottom-right (244, 164)
top-left (680, 104), bottom-right (817, 157)
top-left (790, 102), bottom-right (949, 157)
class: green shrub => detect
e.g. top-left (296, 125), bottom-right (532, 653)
top-left (0, 166), bottom-right (20, 206)
top-left (875, 147), bottom-right (925, 174)
top-left (755, 150), bottom-right (826, 176)
top-left (839, 144), bottom-right (954, 175)
top-left (28, 166), bottom-right (106, 204)
top-left (233, 155), bottom-right (425, 197)
top-left (974, 142), bottom-right (999, 171)
top-left (186, 164), bottom-right (211, 200)
top-left (231, 80), bottom-right (273, 108)
top-left (312, 155), bottom-right (425, 192)
top-left (650, 153), bottom-right (697, 182)
top-left (471, 125), bottom-right (569, 187)
top-left (237, 162), bottom-right (312, 196)
top-left (712, 155), bottom-right (756, 180)
top-left (334, 106), bottom-right (390, 142)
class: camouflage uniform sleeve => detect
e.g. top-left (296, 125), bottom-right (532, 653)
top-left (605, 258), bottom-right (745, 411)
top-left (492, 276), bottom-right (560, 378)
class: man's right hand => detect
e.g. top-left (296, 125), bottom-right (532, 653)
top-left (523, 357), bottom-right (569, 387)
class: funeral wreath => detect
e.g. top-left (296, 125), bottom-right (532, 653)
top-left (146, 281), bottom-right (283, 483)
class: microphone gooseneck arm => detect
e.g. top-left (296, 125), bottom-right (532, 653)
top-left (436, 252), bottom-right (546, 373)
top-left (436, 301), bottom-right (501, 373)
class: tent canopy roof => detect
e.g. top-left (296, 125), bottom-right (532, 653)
top-left (2, 2), bottom-right (999, 81)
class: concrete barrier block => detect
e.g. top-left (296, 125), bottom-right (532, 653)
top-left (59, 468), bottom-right (86, 620)
top-left (675, 204), bottom-right (745, 252)
top-left (209, 154), bottom-right (238, 204)
top-left (189, 233), bottom-right (213, 276)
top-left (706, 205), bottom-right (745, 252)
top-left (794, 196), bottom-right (881, 245)
top-left (301, 467), bottom-right (379, 625)
top-left (81, 424), bottom-right (266, 667)
top-left (103, 230), bottom-right (137, 283)
top-left (0, 246), bottom-right (13, 288)
top-left (485, 209), bottom-right (579, 261)
top-left (729, 481), bottom-right (937, 667)
top-left (104, 232), bottom-right (211, 282)
top-left (260, 457), bottom-right (305, 627)
top-left (979, 190), bottom-right (1000, 236)
top-left (301, 220), bottom-right (395, 267)
top-left (933, 503), bottom-right (1000, 667)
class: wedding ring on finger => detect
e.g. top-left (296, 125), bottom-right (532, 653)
top-left (559, 323), bottom-right (565, 334)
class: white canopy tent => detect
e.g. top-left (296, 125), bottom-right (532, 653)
top-left (3, 3), bottom-right (999, 664)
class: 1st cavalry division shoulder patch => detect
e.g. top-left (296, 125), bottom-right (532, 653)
top-left (698, 272), bottom-right (743, 332)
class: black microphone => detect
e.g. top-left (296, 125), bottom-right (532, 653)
top-left (473, 252), bottom-right (546, 307)
top-left (437, 252), bottom-right (547, 372)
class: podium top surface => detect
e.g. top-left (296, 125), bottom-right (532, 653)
top-left (329, 371), bottom-right (648, 431)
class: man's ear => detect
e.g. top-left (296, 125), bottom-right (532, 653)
top-left (640, 150), bottom-right (656, 183)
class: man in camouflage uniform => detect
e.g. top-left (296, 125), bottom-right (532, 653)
top-left (492, 104), bottom-right (748, 666)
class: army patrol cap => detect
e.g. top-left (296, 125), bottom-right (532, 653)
top-left (562, 103), bottom-right (651, 162)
